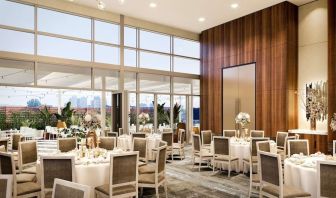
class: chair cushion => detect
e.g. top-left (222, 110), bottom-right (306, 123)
top-left (214, 156), bottom-right (238, 161)
top-left (251, 174), bottom-right (260, 183)
top-left (139, 173), bottom-right (165, 184)
top-left (22, 166), bottom-right (36, 174)
top-left (243, 156), bottom-right (258, 163)
top-left (263, 185), bottom-right (311, 198)
top-left (17, 182), bottom-right (41, 196)
top-left (139, 164), bottom-right (156, 174)
top-left (172, 143), bottom-right (184, 149)
top-left (16, 173), bottom-right (36, 183)
top-left (138, 161), bottom-right (147, 167)
top-left (95, 184), bottom-right (136, 196)
top-left (0, 145), bottom-right (5, 152)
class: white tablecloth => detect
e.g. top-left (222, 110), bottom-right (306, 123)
top-left (284, 155), bottom-right (326, 198)
top-left (211, 138), bottom-right (277, 172)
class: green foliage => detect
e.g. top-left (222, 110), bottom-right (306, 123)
top-left (26, 98), bottom-right (41, 107)
top-left (154, 101), bottom-right (170, 125)
top-left (167, 103), bottom-right (181, 123)
top-left (0, 112), bottom-right (6, 130)
top-left (39, 106), bottom-right (52, 127)
top-left (129, 107), bottom-right (137, 125)
top-left (71, 114), bottom-right (81, 126)
top-left (54, 102), bottom-right (75, 127)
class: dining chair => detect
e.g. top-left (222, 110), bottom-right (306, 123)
top-left (162, 128), bottom-right (172, 133)
top-left (118, 128), bottom-right (124, 136)
top-left (99, 137), bottom-right (116, 151)
top-left (280, 136), bottom-right (296, 161)
top-left (287, 139), bottom-right (309, 157)
top-left (0, 152), bottom-right (41, 198)
top-left (258, 151), bottom-right (311, 198)
top-left (95, 152), bottom-right (139, 198)
top-left (138, 146), bottom-right (168, 198)
top-left (161, 132), bottom-right (173, 160)
top-left (212, 137), bottom-right (238, 177)
top-left (317, 160), bottom-right (336, 198)
top-left (333, 140), bottom-right (336, 157)
top-left (107, 132), bottom-right (118, 138)
top-left (173, 129), bottom-right (186, 160)
top-left (242, 137), bottom-right (269, 174)
top-left (191, 134), bottom-right (212, 171)
top-left (18, 140), bottom-right (37, 174)
top-left (0, 138), bottom-right (9, 152)
top-left (132, 137), bottom-right (148, 165)
top-left (256, 140), bottom-right (271, 153)
top-left (40, 155), bottom-right (75, 198)
top-left (275, 131), bottom-right (288, 152)
top-left (222, 130), bottom-right (236, 138)
top-left (295, 134), bottom-right (300, 139)
top-left (250, 130), bottom-right (264, 138)
top-left (57, 138), bottom-right (77, 152)
top-left (12, 134), bottom-right (23, 151)
top-left (103, 129), bottom-right (110, 137)
top-left (0, 174), bottom-right (13, 198)
top-left (201, 130), bottom-right (212, 147)
top-left (52, 178), bottom-right (90, 198)
top-left (132, 133), bottom-right (146, 139)
top-left (0, 145), bottom-right (6, 152)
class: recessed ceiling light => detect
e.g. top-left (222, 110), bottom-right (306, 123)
top-left (231, 3), bottom-right (239, 9)
top-left (198, 17), bottom-right (205, 22)
top-left (97, 1), bottom-right (105, 10)
top-left (149, 2), bottom-right (157, 8)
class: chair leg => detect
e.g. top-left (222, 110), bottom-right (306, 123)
top-left (228, 162), bottom-right (231, 177)
top-left (155, 186), bottom-right (159, 198)
top-left (213, 161), bottom-right (215, 172)
top-left (164, 181), bottom-right (168, 197)
top-left (248, 177), bottom-right (252, 197)
top-left (199, 157), bottom-right (201, 171)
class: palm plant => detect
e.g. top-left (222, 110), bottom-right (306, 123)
top-left (54, 102), bottom-right (75, 127)
top-left (39, 106), bottom-right (52, 127)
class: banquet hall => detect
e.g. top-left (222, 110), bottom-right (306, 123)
top-left (0, 0), bottom-right (336, 197)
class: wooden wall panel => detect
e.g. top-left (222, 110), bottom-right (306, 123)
top-left (200, 2), bottom-right (298, 138)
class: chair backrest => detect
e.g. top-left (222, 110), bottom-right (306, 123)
top-left (276, 132), bottom-right (288, 148)
top-left (178, 129), bottom-right (185, 145)
top-left (162, 128), bottom-right (172, 133)
top-left (0, 138), bottom-right (8, 152)
top-left (107, 132), bottom-right (118, 138)
top-left (0, 174), bottom-right (12, 198)
top-left (41, 156), bottom-right (75, 192)
top-left (333, 140), bottom-right (336, 157)
top-left (103, 129), bottom-right (110, 137)
top-left (256, 141), bottom-right (271, 152)
top-left (161, 132), bottom-right (173, 147)
top-left (284, 136), bottom-right (296, 156)
top-left (287, 139), bottom-right (309, 156)
top-left (57, 138), bottom-right (77, 152)
top-left (156, 146), bottom-right (167, 174)
top-left (0, 146), bottom-right (5, 152)
top-left (250, 130), bottom-right (264, 138)
top-left (258, 151), bottom-right (282, 193)
top-left (251, 138), bottom-right (270, 156)
top-left (317, 160), bottom-right (336, 198)
top-left (223, 130), bottom-right (236, 138)
top-left (159, 141), bottom-right (167, 147)
top-left (132, 133), bottom-right (146, 139)
top-left (213, 137), bottom-right (230, 156)
top-left (119, 128), bottom-right (124, 136)
top-left (192, 134), bottom-right (201, 152)
top-left (99, 137), bottom-right (116, 150)
top-left (52, 178), bottom-right (90, 198)
top-left (110, 152), bottom-right (138, 196)
top-left (295, 134), bottom-right (300, 139)
top-left (12, 134), bottom-right (22, 151)
top-left (0, 152), bottom-right (15, 175)
top-left (18, 140), bottom-right (37, 170)
top-left (201, 130), bottom-right (212, 145)
top-left (132, 138), bottom-right (147, 161)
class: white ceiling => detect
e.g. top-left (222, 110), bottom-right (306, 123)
top-left (66, 0), bottom-right (315, 33)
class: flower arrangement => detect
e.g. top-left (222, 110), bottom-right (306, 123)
top-left (235, 112), bottom-right (251, 129)
top-left (330, 113), bottom-right (336, 132)
top-left (138, 112), bottom-right (150, 125)
top-left (81, 113), bottom-right (102, 131)
top-left (61, 127), bottom-right (86, 142)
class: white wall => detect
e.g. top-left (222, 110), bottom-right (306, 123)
top-left (298, 0), bottom-right (328, 131)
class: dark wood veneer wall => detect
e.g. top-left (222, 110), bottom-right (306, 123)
top-left (200, 2), bottom-right (298, 138)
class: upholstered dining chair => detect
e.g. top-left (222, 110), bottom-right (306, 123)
top-left (275, 131), bottom-right (288, 152)
top-left (0, 152), bottom-right (41, 198)
top-left (242, 137), bottom-right (269, 174)
top-left (317, 160), bottom-right (336, 198)
top-left (107, 132), bottom-right (118, 138)
top-left (279, 136), bottom-right (296, 161)
top-left (57, 138), bottom-right (77, 153)
top-left (18, 140), bottom-right (37, 174)
top-left (12, 134), bottom-right (24, 151)
top-left (212, 137), bottom-right (238, 177)
top-left (132, 133), bottom-right (146, 139)
top-left (132, 137), bottom-right (148, 165)
top-left (256, 140), bottom-right (271, 153)
top-left (333, 140), bottom-right (336, 157)
top-left (161, 132), bottom-right (173, 160)
top-left (201, 130), bottom-right (212, 147)
top-left (173, 129), bottom-right (186, 160)
top-left (287, 139), bottom-right (309, 157)
top-left (258, 151), bottom-right (311, 198)
top-left (0, 138), bottom-right (9, 152)
top-left (138, 146), bottom-right (168, 198)
top-left (99, 137), bottom-right (116, 151)
top-left (250, 130), bottom-right (264, 138)
top-left (223, 130), bottom-right (236, 138)
top-left (40, 155), bottom-right (75, 198)
top-left (95, 152), bottom-right (139, 198)
top-left (0, 174), bottom-right (12, 198)
top-left (192, 134), bottom-right (212, 171)
top-left (52, 179), bottom-right (90, 198)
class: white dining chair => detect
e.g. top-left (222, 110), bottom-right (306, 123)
top-left (52, 179), bottom-right (90, 198)
top-left (317, 160), bottom-right (336, 198)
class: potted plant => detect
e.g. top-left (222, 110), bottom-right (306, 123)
top-left (54, 102), bottom-right (75, 128)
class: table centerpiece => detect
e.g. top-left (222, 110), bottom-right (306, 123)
top-left (235, 112), bottom-right (251, 139)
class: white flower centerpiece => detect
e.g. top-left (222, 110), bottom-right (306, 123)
top-left (138, 112), bottom-right (150, 125)
top-left (330, 113), bottom-right (336, 132)
top-left (235, 112), bottom-right (251, 139)
top-left (81, 113), bottom-right (102, 149)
